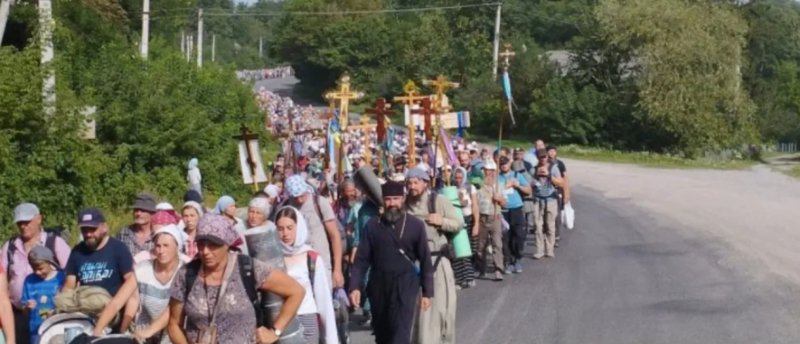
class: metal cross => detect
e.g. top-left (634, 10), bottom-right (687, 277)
top-left (500, 43), bottom-right (515, 70)
top-left (324, 73), bottom-right (364, 131)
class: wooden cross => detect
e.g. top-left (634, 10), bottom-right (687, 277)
top-left (500, 43), bottom-right (516, 70)
top-left (324, 73), bottom-right (364, 131)
top-left (364, 97), bottom-right (393, 143)
top-left (410, 97), bottom-right (434, 142)
top-left (232, 124), bottom-right (261, 190)
top-left (364, 97), bottom-right (394, 175)
top-left (394, 80), bottom-right (428, 168)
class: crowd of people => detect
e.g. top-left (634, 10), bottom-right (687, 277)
top-left (0, 89), bottom-right (571, 344)
top-left (237, 66), bottom-right (294, 82)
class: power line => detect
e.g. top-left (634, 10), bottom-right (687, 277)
top-left (149, 2), bottom-right (501, 20)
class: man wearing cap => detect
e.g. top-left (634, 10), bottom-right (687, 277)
top-left (349, 181), bottom-right (433, 344)
top-left (476, 159), bottom-right (506, 281)
top-left (63, 207), bottom-right (137, 335)
top-left (281, 175), bottom-right (345, 288)
top-left (2, 203), bottom-right (70, 344)
top-left (114, 193), bottom-right (157, 257)
top-left (547, 144), bottom-right (570, 244)
top-left (532, 148), bottom-right (565, 258)
top-left (498, 155), bottom-right (532, 274)
top-left (511, 147), bottom-right (536, 235)
top-left (393, 155), bottom-right (407, 176)
top-left (405, 167), bottom-right (463, 344)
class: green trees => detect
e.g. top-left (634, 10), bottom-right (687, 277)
top-left (1, 15), bottom-right (263, 237)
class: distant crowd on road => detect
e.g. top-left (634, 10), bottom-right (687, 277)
top-left (237, 66), bottom-right (294, 82)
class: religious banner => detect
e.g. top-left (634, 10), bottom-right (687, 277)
top-left (438, 111), bottom-right (471, 130)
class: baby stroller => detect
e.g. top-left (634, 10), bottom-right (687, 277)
top-left (37, 313), bottom-right (138, 344)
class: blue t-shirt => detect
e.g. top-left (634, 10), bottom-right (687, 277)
top-left (497, 170), bottom-right (529, 211)
top-left (22, 270), bottom-right (65, 344)
top-left (65, 237), bottom-right (134, 296)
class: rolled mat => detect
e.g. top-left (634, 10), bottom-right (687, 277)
top-left (244, 225), bottom-right (305, 344)
top-left (439, 186), bottom-right (472, 258)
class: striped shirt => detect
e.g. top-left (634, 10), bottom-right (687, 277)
top-left (134, 259), bottom-right (182, 344)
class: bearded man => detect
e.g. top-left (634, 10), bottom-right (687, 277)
top-left (405, 167), bottom-right (463, 344)
top-left (349, 181), bottom-right (433, 344)
top-left (63, 207), bottom-right (137, 334)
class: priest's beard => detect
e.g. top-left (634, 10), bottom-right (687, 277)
top-left (381, 205), bottom-right (404, 224)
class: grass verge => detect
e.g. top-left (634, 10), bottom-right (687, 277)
top-left (471, 136), bottom-right (755, 170)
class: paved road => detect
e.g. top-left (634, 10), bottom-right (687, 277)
top-left (260, 77), bottom-right (800, 344)
top-left (345, 185), bottom-right (800, 344)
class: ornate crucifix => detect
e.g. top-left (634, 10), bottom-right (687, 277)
top-left (364, 97), bottom-right (394, 175)
top-left (500, 42), bottom-right (516, 70)
top-left (324, 73), bottom-right (364, 131)
top-left (423, 74), bottom-right (459, 187)
top-left (423, 74), bottom-right (460, 115)
top-left (324, 73), bottom-right (363, 180)
top-left (394, 81), bottom-right (428, 168)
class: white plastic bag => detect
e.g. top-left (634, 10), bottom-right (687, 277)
top-left (501, 217), bottom-right (510, 232)
top-left (564, 202), bottom-right (575, 230)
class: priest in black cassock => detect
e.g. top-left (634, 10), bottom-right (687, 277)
top-left (349, 180), bottom-right (434, 344)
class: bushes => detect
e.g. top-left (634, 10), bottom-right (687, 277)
top-left (0, 41), bottom-right (265, 240)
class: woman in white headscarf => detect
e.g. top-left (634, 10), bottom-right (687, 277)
top-left (186, 158), bottom-right (202, 195)
top-left (275, 207), bottom-right (339, 344)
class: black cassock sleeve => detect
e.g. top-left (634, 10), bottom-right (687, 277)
top-left (349, 219), bottom-right (374, 293)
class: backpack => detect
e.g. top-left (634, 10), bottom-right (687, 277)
top-left (184, 254), bottom-right (262, 327)
top-left (7, 227), bottom-right (65, 269)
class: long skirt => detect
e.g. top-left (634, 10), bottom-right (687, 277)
top-left (298, 313), bottom-right (320, 344)
top-left (468, 215), bottom-right (480, 269)
top-left (453, 215), bottom-right (475, 287)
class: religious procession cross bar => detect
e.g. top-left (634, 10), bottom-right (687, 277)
top-left (500, 42), bottom-right (516, 69)
top-left (364, 97), bottom-right (394, 175)
top-left (324, 73), bottom-right (364, 131)
top-left (394, 80), bottom-right (428, 168)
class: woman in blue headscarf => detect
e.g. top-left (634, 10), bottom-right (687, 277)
top-left (213, 195), bottom-right (249, 255)
top-left (187, 158), bottom-right (202, 195)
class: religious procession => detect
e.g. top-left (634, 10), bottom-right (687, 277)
top-left (237, 66), bottom-right (295, 82)
top-left (0, 48), bottom-right (572, 344)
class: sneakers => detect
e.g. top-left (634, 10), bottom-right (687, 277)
top-left (494, 271), bottom-right (504, 281)
top-left (514, 261), bottom-right (523, 274)
top-left (504, 264), bottom-right (513, 274)
top-left (358, 313), bottom-right (372, 326)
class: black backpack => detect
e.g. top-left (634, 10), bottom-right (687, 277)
top-left (184, 254), bottom-right (262, 326)
top-left (7, 227), bottom-right (66, 269)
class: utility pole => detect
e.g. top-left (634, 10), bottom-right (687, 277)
top-left (39, 0), bottom-right (55, 116)
top-left (491, 3), bottom-right (502, 80)
top-left (0, 0), bottom-right (11, 45)
top-left (187, 34), bottom-right (192, 62)
top-left (180, 30), bottom-right (185, 53)
top-left (259, 36), bottom-right (263, 58)
top-left (211, 34), bottom-right (216, 62)
top-left (196, 8), bottom-right (203, 67)
top-left (139, 0), bottom-right (149, 58)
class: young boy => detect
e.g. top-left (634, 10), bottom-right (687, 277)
top-left (22, 246), bottom-right (65, 344)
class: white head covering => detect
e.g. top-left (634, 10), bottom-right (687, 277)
top-left (153, 224), bottom-right (187, 251)
top-left (276, 206), bottom-right (311, 256)
top-left (156, 202), bottom-right (174, 211)
top-left (264, 184), bottom-right (280, 199)
top-left (248, 197), bottom-right (271, 216)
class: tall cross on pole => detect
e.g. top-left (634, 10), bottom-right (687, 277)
top-left (324, 73), bottom-right (364, 181)
top-left (423, 74), bottom-right (459, 187)
top-left (500, 42), bottom-right (515, 70)
top-left (324, 73), bottom-right (364, 131)
top-left (394, 80), bottom-right (428, 168)
top-left (364, 97), bottom-right (394, 175)
top-left (423, 74), bottom-right (460, 114)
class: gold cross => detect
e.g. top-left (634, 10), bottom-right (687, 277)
top-left (500, 43), bottom-right (516, 69)
top-left (423, 74), bottom-right (459, 115)
top-left (393, 80), bottom-right (428, 168)
top-left (324, 73), bottom-right (364, 130)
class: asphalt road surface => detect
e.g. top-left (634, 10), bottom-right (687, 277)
top-left (260, 77), bottom-right (800, 344)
